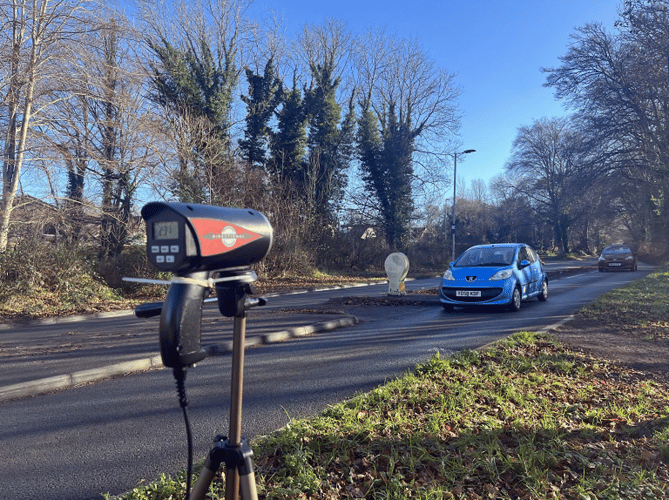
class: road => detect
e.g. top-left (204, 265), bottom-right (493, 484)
top-left (0, 261), bottom-right (652, 500)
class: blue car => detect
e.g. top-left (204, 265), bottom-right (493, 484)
top-left (439, 243), bottom-right (548, 312)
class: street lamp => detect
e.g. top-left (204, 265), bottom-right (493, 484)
top-left (451, 149), bottom-right (476, 262)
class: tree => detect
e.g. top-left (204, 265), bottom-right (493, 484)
top-left (354, 29), bottom-right (461, 249)
top-left (91, 18), bottom-right (161, 256)
top-left (356, 98), bottom-right (415, 249)
top-left (0, 0), bottom-right (92, 251)
top-left (147, 36), bottom-right (236, 203)
top-left (141, 0), bottom-right (252, 205)
top-left (544, 3), bottom-right (669, 247)
top-left (489, 173), bottom-right (539, 246)
top-left (505, 117), bottom-right (597, 255)
top-left (268, 78), bottom-right (308, 182)
top-left (299, 19), bottom-right (355, 224)
top-left (38, 14), bottom-right (161, 255)
top-left (239, 57), bottom-right (282, 169)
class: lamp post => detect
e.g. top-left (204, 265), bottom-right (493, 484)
top-left (451, 149), bottom-right (476, 262)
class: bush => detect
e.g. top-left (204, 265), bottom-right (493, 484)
top-left (95, 244), bottom-right (170, 297)
top-left (0, 237), bottom-right (89, 296)
top-left (315, 227), bottom-right (390, 273)
top-left (0, 237), bottom-right (126, 318)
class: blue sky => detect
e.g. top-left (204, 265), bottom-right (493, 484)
top-left (250, 0), bottom-right (621, 191)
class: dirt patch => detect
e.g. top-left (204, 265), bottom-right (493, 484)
top-left (552, 317), bottom-right (669, 383)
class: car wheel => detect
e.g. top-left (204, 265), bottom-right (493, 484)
top-left (538, 279), bottom-right (548, 301)
top-left (599, 267), bottom-right (604, 272)
top-left (509, 287), bottom-right (522, 312)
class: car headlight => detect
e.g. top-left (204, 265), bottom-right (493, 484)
top-left (490, 269), bottom-right (513, 280)
top-left (625, 255), bottom-right (633, 260)
top-left (443, 269), bottom-right (455, 280)
top-left (598, 255), bottom-right (605, 261)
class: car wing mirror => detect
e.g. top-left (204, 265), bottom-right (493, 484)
top-left (520, 259), bottom-right (530, 268)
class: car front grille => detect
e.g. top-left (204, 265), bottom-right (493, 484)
top-left (441, 287), bottom-right (504, 302)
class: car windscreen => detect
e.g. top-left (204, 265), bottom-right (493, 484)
top-left (455, 247), bottom-right (515, 267)
top-left (604, 247), bottom-right (631, 254)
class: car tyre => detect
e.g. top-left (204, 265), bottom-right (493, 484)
top-left (538, 279), bottom-right (548, 301)
top-left (509, 287), bottom-right (522, 312)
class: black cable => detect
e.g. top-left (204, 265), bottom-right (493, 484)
top-left (173, 367), bottom-right (194, 500)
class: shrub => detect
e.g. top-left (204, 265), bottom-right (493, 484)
top-left (0, 237), bottom-right (126, 317)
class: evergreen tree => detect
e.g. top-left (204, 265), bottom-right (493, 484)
top-left (357, 98), bottom-right (414, 249)
top-left (380, 104), bottom-right (414, 248)
top-left (268, 80), bottom-right (307, 183)
top-left (148, 36), bottom-right (237, 203)
top-left (354, 32), bottom-right (461, 249)
top-left (150, 36), bottom-right (234, 134)
top-left (303, 59), bottom-right (353, 222)
top-left (239, 57), bottom-right (282, 169)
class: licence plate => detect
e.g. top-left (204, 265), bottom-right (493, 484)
top-left (609, 262), bottom-right (621, 266)
top-left (456, 290), bottom-right (481, 297)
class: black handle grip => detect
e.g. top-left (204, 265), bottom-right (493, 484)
top-left (159, 272), bottom-right (209, 368)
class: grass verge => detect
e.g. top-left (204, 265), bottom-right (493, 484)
top-left (113, 337), bottom-right (669, 500)
top-left (577, 265), bottom-right (669, 340)
top-left (250, 334), bottom-right (668, 499)
top-left (111, 267), bottom-right (669, 500)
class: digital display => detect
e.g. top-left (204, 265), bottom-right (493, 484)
top-left (154, 221), bottom-right (179, 240)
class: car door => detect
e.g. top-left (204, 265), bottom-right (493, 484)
top-left (529, 246), bottom-right (543, 292)
top-left (525, 246), bottom-right (542, 294)
top-left (516, 246), bottom-right (534, 296)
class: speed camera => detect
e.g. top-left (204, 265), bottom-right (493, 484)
top-left (141, 202), bottom-right (273, 275)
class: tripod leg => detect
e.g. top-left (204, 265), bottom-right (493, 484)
top-left (225, 466), bottom-right (239, 500)
top-left (195, 443), bottom-right (257, 500)
top-left (229, 314), bottom-right (246, 443)
top-left (225, 312), bottom-right (247, 500)
top-left (240, 469), bottom-right (258, 499)
top-left (189, 459), bottom-right (217, 500)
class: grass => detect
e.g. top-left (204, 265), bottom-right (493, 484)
top-left (111, 265), bottom-right (669, 500)
top-left (578, 265), bottom-right (669, 340)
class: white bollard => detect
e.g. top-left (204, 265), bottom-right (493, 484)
top-left (384, 252), bottom-right (410, 296)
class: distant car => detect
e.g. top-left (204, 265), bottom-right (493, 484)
top-left (598, 245), bottom-right (637, 272)
top-left (439, 243), bottom-right (548, 312)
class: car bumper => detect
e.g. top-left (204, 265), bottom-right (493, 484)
top-left (599, 261), bottom-right (635, 270)
top-left (439, 279), bottom-right (516, 306)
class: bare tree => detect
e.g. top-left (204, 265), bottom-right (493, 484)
top-left (297, 18), bottom-right (352, 85)
top-left (506, 117), bottom-right (599, 255)
top-left (467, 178), bottom-right (489, 205)
top-left (356, 28), bottom-right (461, 163)
top-left (0, 0), bottom-right (94, 250)
top-left (33, 12), bottom-right (163, 254)
top-left (544, 4), bottom-right (669, 248)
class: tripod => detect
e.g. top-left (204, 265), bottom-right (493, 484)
top-left (188, 270), bottom-right (264, 500)
top-left (136, 269), bottom-right (264, 499)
